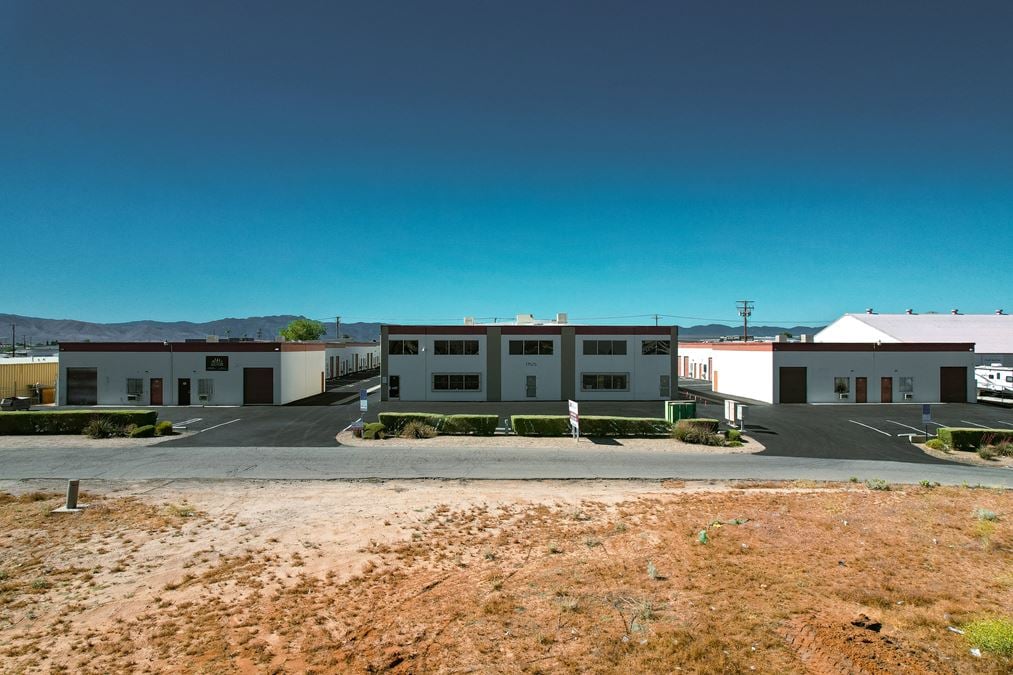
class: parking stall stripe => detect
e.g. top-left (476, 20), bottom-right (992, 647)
top-left (886, 420), bottom-right (926, 433)
top-left (848, 420), bottom-right (892, 436)
top-left (959, 420), bottom-right (992, 429)
top-left (196, 419), bottom-right (241, 434)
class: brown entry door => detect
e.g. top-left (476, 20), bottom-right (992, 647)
top-left (150, 378), bottom-right (163, 406)
top-left (855, 377), bottom-right (867, 403)
top-left (940, 367), bottom-right (968, 402)
top-left (178, 378), bottom-right (191, 406)
top-left (778, 367), bottom-right (807, 403)
top-left (243, 367), bottom-right (274, 405)
top-left (880, 377), bottom-right (893, 403)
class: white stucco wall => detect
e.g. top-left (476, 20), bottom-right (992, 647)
top-left (709, 349), bottom-right (775, 403)
top-left (325, 344), bottom-right (380, 377)
top-left (500, 335), bottom-right (561, 401)
top-left (773, 350), bottom-right (976, 403)
top-left (58, 349), bottom-right (286, 406)
top-left (386, 334), bottom-right (488, 401)
top-left (574, 335), bottom-right (672, 401)
top-left (280, 350), bottom-right (326, 404)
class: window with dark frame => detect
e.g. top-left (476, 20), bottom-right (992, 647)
top-left (899, 377), bottom-right (914, 393)
top-left (642, 340), bottom-right (671, 355)
top-left (388, 340), bottom-right (419, 355)
top-left (432, 373), bottom-right (481, 391)
top-left (509, 340), bottom-right (553, 355)
top-left (582, 340), bottom-right (627, 356)
top-left (580, 373), bottom-right (629, 391)
top-left (434, 339), bottom-right (479, 356)
top-left (126, 378), bottom-right (143, 396)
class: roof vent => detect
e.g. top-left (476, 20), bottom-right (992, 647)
top-left (206, 335), bottom-right (219, 343)
top-left (996, 309), bottom-right (1005, 315)
top-left (865, 308), bottom-right (874, 314)
top-left (905, 309), bottom-right (914, 315)
top-left (800, 334), bottom-right (812, 343)
top-left (555, 312), bottom-right (568, 324)
top-left (516, 313), bottom-right (534, 325)
top-left (951, 309), bottom-right (960, 315)
top-left (463, 316), bottom-right (475, 326)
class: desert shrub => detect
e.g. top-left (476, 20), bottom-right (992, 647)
top-left (924, 438), bottom-right (945, 450)
top-left (377, 413), bottom-right (445, 434)
top-left (129, 424), bottom-right (156, 438)
top-left (963, 617), bottom-right (1013, 656)
top-left (993, 440), bottom-right (1013, 457)
top-left (83, 418), bottom-right (124, 439)
top-left (673, 425), bottom-right (725, 446)
top-left (155, 421), bottom-right (175, 436)
top-left (441, 414), bottom-right (498, 435)
top-left (401, 420), bottom-right (437, 439)
top-left (675, 418), bottom-right (720, 433)
top-left (975, 508), bottom-right (1000, 522)
top-left (864, 478), bottom-right (890, 491)
top-left (510, 415), bottom-right (671, 437)
top-left (978, 445), bottom-right (998, 461)
top-left (362, 422), bottom-right (387, 440)
top-left (0, 410), bottom-right (157, 435)
top-left (936, 427), bottom-right (1013, 451)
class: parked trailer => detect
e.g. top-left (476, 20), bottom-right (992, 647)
top-left (975, 364), bottom-right (1013, 397)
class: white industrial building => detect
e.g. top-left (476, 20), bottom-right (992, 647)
top-left (325, 342), bottom-right (380, 378)
top-left (815, 310), bottom-right (1013, 366)
top-left (381, 314), bottom-right (678, 402)
top-left (679, 341), bottom-right (975, 404)
top-left (58, 341), bottom-right (326, 406)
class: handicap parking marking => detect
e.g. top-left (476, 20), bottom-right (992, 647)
top-left (848, 420), bottom-right (892, 436)
top-left (959, 420), bottom-right (992, 429)
top-left (885, 420), bottom-right (927, 433)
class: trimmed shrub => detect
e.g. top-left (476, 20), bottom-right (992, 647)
top-left (725, 428), bottom-right (742, 443)
top-left (510, 415), bottom-right (572, 437)
top-left (0, 410), bottom-right (157, 435)
top-left (130, 424), bottom-right (156, 438)
top-left (84, 418), bottom-right (124, 439)
top-left (511, 415), bottom-right (672, 437)
top-left (936, 427), bottom-right (1013, 451)
top-left (362, 422), bottom-right (387, 440)
top-left (924, 438), bottom-right (945, 450)
top-left (155, 421), bottom-right (175, 436)
top-left (401, 420), bottom-right (438, 439)
top-left (377, 413), bottom-right (444, 434)
top-left (675, 418), bottom-right (720, 433)
top-left (441, 414), bottom-right (499, 436)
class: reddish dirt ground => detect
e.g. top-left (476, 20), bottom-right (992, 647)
top-left (0, 479), bottom-right (1010, 674)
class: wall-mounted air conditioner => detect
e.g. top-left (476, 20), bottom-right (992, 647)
top-left (198, 394), bottom-right (209, 402)
top-left (126, 394), bottom-right (138, 401)
top-left (838, 393), bottom-right (848, 400)
top-left (903, 393), bottom-right (914, 400)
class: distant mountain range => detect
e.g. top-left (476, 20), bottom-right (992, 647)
top-left (1, 314), bottom-right (823, 345)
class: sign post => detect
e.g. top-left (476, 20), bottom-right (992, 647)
top-left (568, 399), bottom-right (579, 442)
top-left (922, 404), bottom-right (931, 440)
top-left (360, 388), bottom-right (368, 413)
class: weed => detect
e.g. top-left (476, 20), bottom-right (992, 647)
top-left (613, 522), bottom-right (627, 533)
top-left (849, 476), bottom-right (859, 483)
top-left (584, 537), bottom-right (601, 548)
top-left (483, 551), bottom-right (496, 561)
top-left (547, 544), bottom-right (563, 555)
top-left (963, 618), bottom-right (1013, 656)
top-left (975, 508), bottom-right (1000, 522)
top-left (977, 445), bottom-right (998, 461)
top-left (919, 480), bottom-right (939, 488)
top-left (864, 478), bottom-right (890, 491)
top-left (647, 561), bottom-right (660, 581)
top-left (572, 509), bottom-right (591, 521)
top-left (165, 504), bottom-right (196, 518)
top-left (31, 578), bottom-right (51, 591)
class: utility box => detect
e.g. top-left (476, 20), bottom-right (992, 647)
top-left (736, 404), bottom-right (748, 430)
top-left (665, 400), bottom-right (697, 423)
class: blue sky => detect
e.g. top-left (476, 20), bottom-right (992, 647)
top-left (2, 1), bottom-right (1011, 326)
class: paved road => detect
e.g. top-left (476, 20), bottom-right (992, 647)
top-left (0, 444), bottom-right (1008, 486)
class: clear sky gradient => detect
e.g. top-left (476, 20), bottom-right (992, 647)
top-left (2, 1), bottom-right (1011, 325)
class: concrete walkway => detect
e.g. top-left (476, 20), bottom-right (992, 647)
top-left (0, 445), bottom-right (1009, 487)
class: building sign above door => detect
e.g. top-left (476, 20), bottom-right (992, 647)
top-left (206, 355), bottom-right (229, 371)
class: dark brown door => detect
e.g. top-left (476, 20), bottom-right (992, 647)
top-left (66, 368), bottom-right (98, 405)
top-left (177, 378), bottom-right (191, 406)
top-left (150, 378), bottom-right (163, 405)
top-left (880, 377), bottom-right (893, 403)
top-left (855, 377), bottom-right (867, 403)
top-left (778, 367), bottom-right (807, 403)
top-left (243, 367), bottom-right (274, 405)
top-left (940, 367), bottom-right (968, 402)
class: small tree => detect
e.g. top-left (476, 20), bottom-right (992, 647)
top-left (280, 318), bottom-right (327, 342)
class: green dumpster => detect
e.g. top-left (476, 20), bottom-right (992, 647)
top-left (665, 400), bottom-right (696, 423)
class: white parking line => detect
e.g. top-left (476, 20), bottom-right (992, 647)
top-left (848, 420), bottom-right (892, 436)
top-left (367, 385), bottom-right (381, 394)
top-left (885, 420), bottom-right (926, 433)
top-left (959, 420), bottom-right (991, 429)
top-left (196, 418), bottom-right (241, 434)
top-left (176, 417), bottom-right (202, 426)
top-left (996, 420), bottom-right (1013, 426)
top-left (926, 421), bottom-right (945, 427)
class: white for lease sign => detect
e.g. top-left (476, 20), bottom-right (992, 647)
top-left (568, 399), bottom-right (579, 437)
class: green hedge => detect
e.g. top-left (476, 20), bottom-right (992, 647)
top-left (130, 424), bottom-right (156, 438)
top-left (510, 415), bottom-right (673, 437)
top-left (675, 418), bottom-right (720, 433)
top-left (378, 412), bottom-right (498, 436)
top-left (937, 427), bottom-right (1013, 451)
top-left (0, 410), bottom-right (158, 435)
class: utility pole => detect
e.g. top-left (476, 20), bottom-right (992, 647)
top-left (336, 316), bottom-right (341, 342)
top-left (653, 313), bottom-right (660, 327)
top-left (736, 300), bottom-right (754, 342)
top-left (10, 323), bottom-right (14, 358)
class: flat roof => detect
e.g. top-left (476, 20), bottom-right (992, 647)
top-left (827, 313), bottom-right (1013, 353)
top-left (385, 325), bottom-right (673, 336)
top-left (678, 341), bottom-right (975, 353)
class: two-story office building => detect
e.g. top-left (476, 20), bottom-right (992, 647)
top-left (380, 315), bottom-right (678, 402)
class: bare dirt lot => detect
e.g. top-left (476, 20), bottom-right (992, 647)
top-left (0, 479), bottom-right (1010, 674)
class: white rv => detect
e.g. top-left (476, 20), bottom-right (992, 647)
top-left (975, 364), bottom-right (1013, 396)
